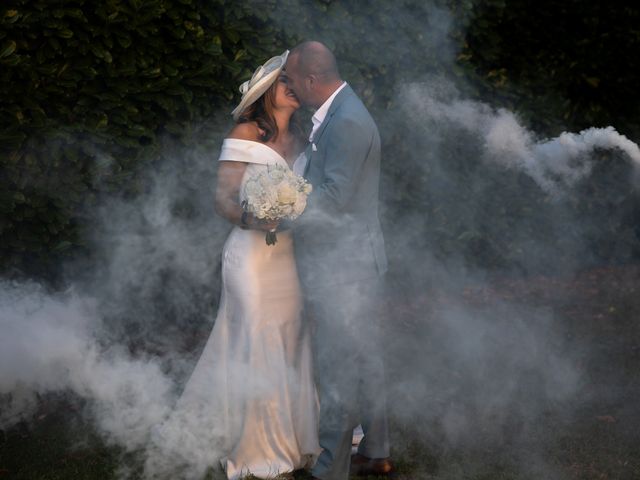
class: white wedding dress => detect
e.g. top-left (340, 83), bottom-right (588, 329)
top-left (162, 139), bottom-right (320, 480)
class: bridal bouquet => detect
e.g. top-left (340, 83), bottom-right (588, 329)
top-left (242, 165), bottom-right (312, 245)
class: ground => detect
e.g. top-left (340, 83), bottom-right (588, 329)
top-left (1, 265), bottom-right (639, 480)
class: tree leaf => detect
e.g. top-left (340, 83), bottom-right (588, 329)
top-left (0, 40), bottom-right (16, 58)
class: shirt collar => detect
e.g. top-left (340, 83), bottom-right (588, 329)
top-left (309, 81), bottom-right (347, 142)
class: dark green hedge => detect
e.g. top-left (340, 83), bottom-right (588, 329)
top-left (460, 0), bottom-right (640, 137)
top-left (1, 0), bottom-right (639, 278)
top-left (0, 0), bottom-right (461, 277)
top-left (0, 0), bottom-right (291, 275)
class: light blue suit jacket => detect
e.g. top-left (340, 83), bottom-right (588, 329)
top-left (294, 85), bottom-right (387, 289)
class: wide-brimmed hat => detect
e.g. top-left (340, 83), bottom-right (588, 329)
top-left (231, 50), bottom-right (289, 121)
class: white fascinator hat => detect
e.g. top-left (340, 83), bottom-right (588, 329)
top-left (231, 50), bottom-right (289, 121)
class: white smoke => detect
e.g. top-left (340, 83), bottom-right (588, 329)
top-left (1, 5), bottom-right (637, 478)
top-left (386, 301), bottom-right (582, 442)
top-left (0, 281), bottom-right (173, 449)
top-left (0, 77), bottom-right (610, 480)
top-left (0, 133), bottom-right (231, 476)
top-left (404, 82), bottom-right (640, 195)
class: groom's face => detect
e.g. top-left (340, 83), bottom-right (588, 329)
top-left (284, 55), bottom-right (312, 107)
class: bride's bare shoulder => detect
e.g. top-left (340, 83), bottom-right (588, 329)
top-left (227, 121), bottom-right (264, 141)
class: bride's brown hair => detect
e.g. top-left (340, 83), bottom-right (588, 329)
top-left (237, 81), bottom-right (305, 144)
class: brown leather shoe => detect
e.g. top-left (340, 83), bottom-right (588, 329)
top-left (350, 453), bottom-right (395, 477)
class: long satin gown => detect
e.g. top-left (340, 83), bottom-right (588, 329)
top-left (173, 139), bottom-right (321, 479)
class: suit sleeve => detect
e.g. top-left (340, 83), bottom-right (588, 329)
top-left (309, 115), bottom-right (372, 214)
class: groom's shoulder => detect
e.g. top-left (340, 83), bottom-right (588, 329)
top-left (340, 88), bottom-right (368, 113)
top-left (335, 90), bottom-right (378, 130)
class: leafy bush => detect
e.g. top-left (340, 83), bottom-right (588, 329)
top-left (0, 0), bottom-right (290, 276)
top-left (1, 0), bottom-right (639, 278)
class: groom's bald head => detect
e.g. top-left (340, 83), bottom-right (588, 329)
top-left (285, 41), bottom-right (343, 108)
top-left (289, 41), bottom-right (341, 82)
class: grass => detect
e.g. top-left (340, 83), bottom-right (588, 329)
top-left (0, 405), bottom-right (120, 479)
top-left (2, 265), bottom-right (640, 479)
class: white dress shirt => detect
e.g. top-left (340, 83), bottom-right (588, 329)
top-left (293, 82), bottom-right (348, 176)
top-left (309, 81), bottom-right (347, 142)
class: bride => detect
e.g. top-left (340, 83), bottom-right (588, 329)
top-left (150, 51), bottom-right (320, 480)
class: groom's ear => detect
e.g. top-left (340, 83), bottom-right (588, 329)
top-left (306, 74), bottom-right (316, 90)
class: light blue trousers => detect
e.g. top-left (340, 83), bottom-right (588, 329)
top-left (306, 279), bottom-right (390, 480)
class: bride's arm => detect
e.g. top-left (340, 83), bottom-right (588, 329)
top-left (214, 160), bottom-right (248, 226)
top-left (214, 161), bottom-right (278, 232)
top-left (216, 123), bottom-right (278, 230)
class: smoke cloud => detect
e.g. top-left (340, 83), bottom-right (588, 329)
top-left (0, 130), bottom-right (233, 476)
top-left (403, 81), bottom-right (640, 195)
top-left (0, 281), bottom-right (172, 449)
top-left (1, 2), bottom-right (639, 480)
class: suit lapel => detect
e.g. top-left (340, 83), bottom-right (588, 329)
top-left (304, 85), bottom-right (353, 178)
top-left (303, 141), bottom-right (313, 177)
top-left (312, 85), bottom-right (353, 146)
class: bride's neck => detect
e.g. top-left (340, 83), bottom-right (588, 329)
top-left (273, 110), bottom-right (291, 138)
top-left (269, 111), bottom-right (297, 163)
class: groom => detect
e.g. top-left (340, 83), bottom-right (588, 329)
top-left (285, 41), bottom-right (392, 480)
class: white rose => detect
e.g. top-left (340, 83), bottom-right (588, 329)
top-left (277, 183), bottom-right (297, 204)
top-left (269, 168), bottom-right (285, 182)
top-left (292, 197), bottom-right (306, 217)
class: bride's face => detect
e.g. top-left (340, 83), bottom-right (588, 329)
top-left (274, 74), bottom-right (300, 111)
